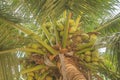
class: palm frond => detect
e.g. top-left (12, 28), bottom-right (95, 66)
top-left (0, 16), bottom-right (58, 55)
top-left (95, 33), bottom-right (120, 74)
top-left (0, 0), bottom-right (119, 25)
top-left (23, 0), bottom-right (66, 22)
top-left (0, 53), bottom-right (20, 80)
top-left (94, 13), bottom-right (120, 36)
top-left (79, 58), bottom-right (120, 80)
top-left (105, 33), bottom-right (120, 73)
top-left (97, 62), bottom-right (120, 80)
top-left (0, 15), bottom-right (33, 80)
top-left (0, 19), bottom-right (32, 51)
top-left (0, 0), bottom-right (31, 23)
top-left (69, 0), bottom-right (119, 31)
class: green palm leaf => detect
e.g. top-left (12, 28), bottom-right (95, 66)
top-left (94, 13), bottom-right (120, 36)
top-left (0, 0), bottom-right (119, 24)
top-left (106, 33), bottom-right (120, 73)
top-left (0, 13), bottom-right (33, 80)
top-left (0, 19), bottom-right (32, 51)
top-left (0, 53), bottom-right (20, 80)
top-left (95, 33), bottom-right (120, 74)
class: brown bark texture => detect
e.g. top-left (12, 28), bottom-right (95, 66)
top-left (59, 54), bottom-right (86, 80)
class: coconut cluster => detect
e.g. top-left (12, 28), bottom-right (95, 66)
top-left (21, 14), bottom-right (101, 80)
top-left (79, 50), bottom-right (99, 64)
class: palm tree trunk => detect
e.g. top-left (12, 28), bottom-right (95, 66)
top-left (59, 54), bottom-right (86, 80)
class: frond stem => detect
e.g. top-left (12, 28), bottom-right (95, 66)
top-left (21, 65), bottom-right (46, 74)
top-left (0, 17), bottom-right (58, 55)
top-left (0, 48), bottom-right (45, 55)
top-left (93, 15), bottom-right (120, 32)
top-left (62, 12), bottom-right (71, 48)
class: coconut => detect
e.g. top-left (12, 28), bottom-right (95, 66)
top-left (27, 76), bottom-right (34, 80)
top-left (27, 72), bottom-right (34, 76)
top-left (91, 57), bottom-right (98, 62)
top-left (81, 33), bottom-right (89, 42)
top-left (69, 27), bottom-right (77, 34)
top-left (92, 62), bottom-right (98, 65)
top-left (76, 36), bottom-right (82, 42)
top-left (90, 34), bottom-right (97, 42)
top-left (85, 51), bottom-right (91, 56)
top-left (80, 54), bottom-right (85, 60)
top-left (45, 22), bottom-right (52, 28)
top-left (85, 55), bottom-right (91, 63)
top-left (50, 36), bottom-right (56, 44)
top-left (92, 50), bottom-right (99, 57)
top-left (69, 19), bottom-right (75, 27)
top-left (31, 43), bottom-right (39, 49)
top-left (45, 76), bottom-right (53, 80)
top-left (57, 22), bottom-right (64, 31)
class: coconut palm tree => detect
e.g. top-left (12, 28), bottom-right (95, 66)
top-left (0, 0), bottom-right (120, 80)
